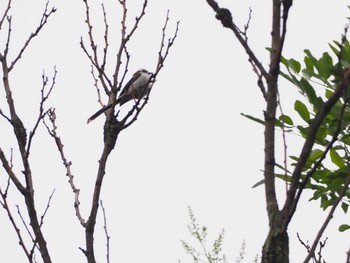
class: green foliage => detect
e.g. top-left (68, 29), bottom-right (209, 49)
top-left (180, 207), bottom-right (258, 263)
top-left (338, 223), bottom-right (350, 232)
top-left (294, 100), bottom-right (310, 123)
top-left (181, 207), bottom-right (227, 263)
top-left (250, 39), bottom-right (350, 228)
top-left (280, 40), bottom-right (350, 217)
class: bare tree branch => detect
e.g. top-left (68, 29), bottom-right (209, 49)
top-left (8, 1), bottom-right (56, 72)
top-left (0, 147), bottom-right (26, 194)
top-left (0, 3), bottom-right (57, 261)
top-left (16, 204), bottom-right (38, 258)
top-left (205, 0), bottom-right (268, 80)
top-left (100, 200), bottom-right (110, 263)
top-left (0, 180), bottom-right (32, 262)
top-left (43, 109), bottom-right (86, 226)
top-left (26, 67), bottom-right (57, 156)
top-left (80, 2), bottom-right (179, 262)
top-left (91, 65), bottom-right (105, 107)
top-left (303, 174), bottom-right (350, 263)
top-left (4, 15), bottom-right (12, 57)
top-left (113, 0), bottom-right (148, 93)
top-left (120, 11), bottom-right (179, 130)
top-left (346, 247), bottom-right (350, 263)
top-left (0, 0), bottom-right (11, 30)
top-left (277, 92), bottom-right (289, 194)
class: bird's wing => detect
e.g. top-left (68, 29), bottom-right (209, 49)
top-left (119, 71), bottom-right (142, 96)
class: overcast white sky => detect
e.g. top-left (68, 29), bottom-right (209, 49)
top-left (0, 0), bottom-right (350, 262)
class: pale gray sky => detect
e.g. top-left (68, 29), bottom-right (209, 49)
top-left (0, 0), bottom-right (350, 262)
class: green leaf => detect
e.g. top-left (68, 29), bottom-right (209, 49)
top-left (280, 56), bottom-right (289, 68)
top-left (320, 194), bottom-right (333, 210)
top-left (289, 155), bottom-right (299, 162)
top-left (315, 126), bottom-right (328, 145)
top-left (318, 52), bottom-right (333, 80)
top-left (280, 71), bottom-right (294, 83)
top-left (288, 58), bottom-right (301, 73)
top-left (304, 55), bottom-right (314, 73)
top-left (325, 89), bottom-right (333, 99)
top-left (298, 78), bottom-right (318, 108)
top-left (275, 162), bottom-right (291, 174)
top-left (329, 42), bottom-right (340, 56)
top-left (294, 100), bottom-right (310, 122)
top-left (241, 113), bottom-right (265, 125)
top-left (304, 49), bottom-right (318, 67)
top-left (339, 224), bottom-right (350, 232)
top-left (279, 114), bottom-right (294, 125)
top-left (341, 202), bottom-right (349, 213)
top-left (297, 125), bottom-right (309, 139)
top-left (252, 179), bottom-right (265, 188)
top-left (276, 174), bottom-right (292, 182)
top-left (301, 68), bottom-right (313, 79)
top-left (330, 149), bottom-right (345, 168)
top-left (309, 149), bottom-right (323, 162)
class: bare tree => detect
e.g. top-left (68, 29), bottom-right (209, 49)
top-left (0, 0), bottom-right (178, 262)
top-left (0, 1), bottom-right (56, 262)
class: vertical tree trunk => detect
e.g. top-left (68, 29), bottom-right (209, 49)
top-left (262, 229), bottom-right (289, 263)
top-left (261, 211), bottom-right (289, 263)
top-left (261, 0), bottom-right (291, 261)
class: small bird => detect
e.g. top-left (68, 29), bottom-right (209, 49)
top-left (87, 69), bottom-right (153, 123)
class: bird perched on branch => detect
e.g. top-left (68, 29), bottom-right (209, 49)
top-left (87, 69), bottom-right (153, 123)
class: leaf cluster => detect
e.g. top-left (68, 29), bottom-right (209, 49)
top-left (248, 39), bottom-right (350, 230)
top-left (280, 40), bottom-right (350, 214)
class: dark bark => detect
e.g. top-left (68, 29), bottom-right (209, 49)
top-left (85, 118), bottom-right (121, 263)
top-left (262, 229), bottom-right (289, 263)
top-left (1, 54), bottom-right (52, 263)
top-left (260, 0), bottom-right (288, 261)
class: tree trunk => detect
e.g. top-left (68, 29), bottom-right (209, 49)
top-left (261, 211), bottom-right (289, 263)
top-left (262, 229), bottom-right (289, 263)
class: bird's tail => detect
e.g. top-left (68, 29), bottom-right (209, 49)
top-left (87, 102), bottom-right (114, 124)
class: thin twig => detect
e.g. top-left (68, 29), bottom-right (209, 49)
top-left (90, 65), bottom-right (105, 107)
top-left (237, 7), bottom-right (252, 42)
top-left (277, 91), bottom-right (289, 193)
top-left (346, 247), bottom-right (350, 263)
top-left (0, 0), bottom-right (11, 30)
top-left (39, 189), bottom-right (55, 228)
top-left (4, 15), bottom-right (12, 57)
top-left (317, 237), bottom-right (328, 263)
top-left (0, 147), bottom-right (26, 194)
top-left (290, 99), bottom-right (350, 224)
top-left (121, 11), bottom-right (179, 129)
top-left (26, 67), bottom-right (57, 156)
top-left (0, 183), bottom-right (31, 262)
top-left (43, 109), bottom-right (86, 226)
top-left (303, 173), bottom-right (350, 263)
top-left (101, 4), bottom-right (109, 74)
top-left (284, 67), bottom-right (350, 225)
top-left (8, 1), bottom-right (56, 71)
top-left (28, 189), bottom-right (56, 258)
top-left (80, 1), bottom-right (112, 94)
top-left (205, 0), bottom-right (268, 79)
top-left (16, 205), bottom-right (36, 244)
top-left (113, 0), bottom-right (148, 91)
top-left (100, 200), bottom-right (110, 263)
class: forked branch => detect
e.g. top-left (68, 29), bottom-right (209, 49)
top-left (80, 2), bottom-right (179, 263)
